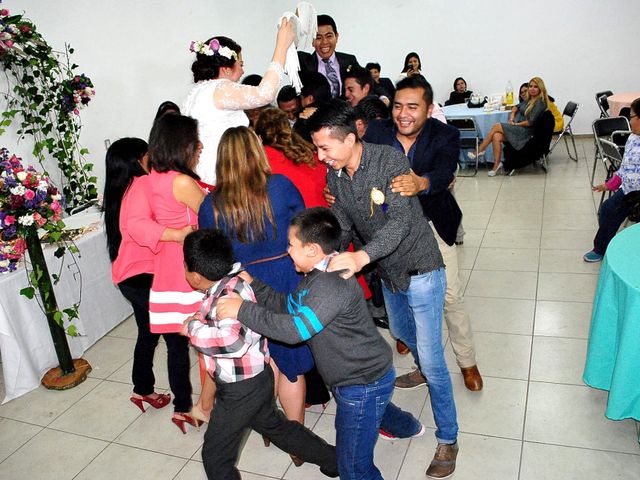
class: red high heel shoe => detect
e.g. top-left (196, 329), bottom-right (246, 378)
top-left (130, 393), bottom-right (171, 413)
top-left (172, 413), bottom-right (203, 434)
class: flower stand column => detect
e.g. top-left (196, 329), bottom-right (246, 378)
top-left (24, 226), bottom-right (91, 389)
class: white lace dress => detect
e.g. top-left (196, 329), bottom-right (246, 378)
top-left (182, 62), bottom-right (286, 185)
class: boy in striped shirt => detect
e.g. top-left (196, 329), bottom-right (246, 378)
top-left (216, 208), bottom-right (423, 480)
top-left (181, 229), bottom-right (337, 480)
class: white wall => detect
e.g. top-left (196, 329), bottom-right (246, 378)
top-left (3, 0), bottom-right (639, 187)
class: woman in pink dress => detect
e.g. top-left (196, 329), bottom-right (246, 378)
top-left (106, 138), bottom-right (194, 421)
top-left (134, 114), bottom-right (206, 433)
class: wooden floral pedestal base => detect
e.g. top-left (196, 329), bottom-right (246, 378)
top-left (42, 358), bottom-right (92, 390)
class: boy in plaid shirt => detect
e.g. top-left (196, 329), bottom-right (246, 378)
top-left (181, 229), bottom-right (337, 480)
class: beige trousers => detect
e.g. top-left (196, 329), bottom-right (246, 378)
top-left (430, 222), bottom-right (477, 368)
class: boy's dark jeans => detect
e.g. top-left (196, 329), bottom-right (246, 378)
top-left (202, 364), bottom-right (337, 479)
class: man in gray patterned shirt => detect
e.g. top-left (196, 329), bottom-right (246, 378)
top-left (307, 100), bottom-right (459, 480)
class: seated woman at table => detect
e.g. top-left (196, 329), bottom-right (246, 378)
top-left (105, 138), bottom-right (194, 422)
top-left (445, 77), bottom-right (473, 106)
top-left (518, 82), bottom-right (529, 103)
top-left (468, 76), bottom-right (549, 176)
top-left (584, 98), bottom-right (640, 263)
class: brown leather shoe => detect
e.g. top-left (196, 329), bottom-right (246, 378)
top-left (396, 339), bottom-right (410, 355)
top-left (394, 369), bottom-right (427, 389)
top-left (426, 442), bottom-right (458, 479)
top-left (460, 365), bottom-right (483, 391)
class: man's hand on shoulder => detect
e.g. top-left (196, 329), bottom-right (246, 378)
top-left (391, 169), bottom-right (429, 196)
top-left (216, 293), bottom-right (244, 320)
top-left (327, 250), bottom-right (370, 279)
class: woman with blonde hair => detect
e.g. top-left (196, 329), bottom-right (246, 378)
top-left (469, 76), bottom-right (549, 176)
top-left (255, 107), bottom-right (328, 208)
top-left (197, 127), bottom-right (312, 456)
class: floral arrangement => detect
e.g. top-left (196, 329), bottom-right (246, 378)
top-left (0, 8), bottom-right (97, 210)
top-left (0, 148), bottom-right (64, 272)
top-left (60, 74), bottom-right (95, 116)
top-left (189, 38), bottom-right (238, 60)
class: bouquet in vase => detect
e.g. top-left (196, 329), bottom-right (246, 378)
top-left (0, 147), bottom-right (65, 272)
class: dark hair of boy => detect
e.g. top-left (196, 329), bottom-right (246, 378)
top-left (291, 207), bottom-right (342, 254)
top-left (365, 62), bottom-right (381, 72)
top-left (300, 71), bottom-right (332, 106)
top-left (354, 96), bottom-right (389, 124)
top-left (241, 74), bottom-right (263, 86)
top-left (395, 75), bottom-right (434, 106)
top-left (344, 65), bottom-right (374, 92)
top-left (183, 229), bottom-right (235, 281)
top-left (305, 98), bottom-right (358, 140)
top-left (277, 85), bottom-right (298, 104)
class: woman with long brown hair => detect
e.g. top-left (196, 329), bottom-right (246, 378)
top-left (197, 126), bottom-right (312, 442)
top-left (255, 107), bottom-right (328, 208)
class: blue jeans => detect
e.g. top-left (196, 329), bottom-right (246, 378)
top-left (594, 189), bottom-right (630, 255)
top-left (382, 267), bottom-right (459, 444)
top-left (333, 367), bottom-right (395, 480)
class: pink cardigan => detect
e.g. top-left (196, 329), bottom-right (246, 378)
top-left (111, 176), bottom-right (165, 284)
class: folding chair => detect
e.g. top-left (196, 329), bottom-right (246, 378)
top-left (548, 101), bottom-right (579, 161)
top-left (448, 117), bottom-right (481, 177)
top-left (591, 116), bottom-right (630, 186)
top-left (595, 90), bottom-right (613, 118)
top-left (597, 138), bottom-right (623, 211)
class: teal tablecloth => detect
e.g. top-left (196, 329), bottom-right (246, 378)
top-left (583, 223), bottom-right (640, 421)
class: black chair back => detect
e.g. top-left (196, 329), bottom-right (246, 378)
top-left (595, 90), bottom-right (613, 117)
top-left (563, 101), bottom-right (578, 118)
top-left (619, 107), bottom-right (631, 120)
top-left (593, 116), bottom-right (630, 138)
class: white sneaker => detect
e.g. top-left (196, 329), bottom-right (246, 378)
top-left (487, 163), bottom-right (503, 177)
top-left (467, 150), bottom-right (485, 160)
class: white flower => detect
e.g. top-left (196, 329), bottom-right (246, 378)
top-left (18, 214), bottom-right (34, 226)
top-left (83, 87), bottom-right (94, 96)
top-left (51, 193), bottom-right (62, 201)
top-left (370, 187), bottom-right (385, 205)
top-left (218, 46), bottom-right (236, 60)
top-left (37, 180), bottom-right (48, 191)
top-left (0, 32), bottom-right (11, 41)
top-left (0, 259), bottom-right (10, 269)
top-left (10, 185), bottom-right (26, 196)
top-left (16, 171), bottom-right (27, 181)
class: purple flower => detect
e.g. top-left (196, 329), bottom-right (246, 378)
top-left (3, 225), bottom-right (17, 238)
top-left (209, 38), bottom-right (220, 51)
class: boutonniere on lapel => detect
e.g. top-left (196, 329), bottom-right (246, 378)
top-left (370, 187), bottom-right (388, 216)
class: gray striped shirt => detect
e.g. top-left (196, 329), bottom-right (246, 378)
top-left (328, 142), bottom-right (444, 291)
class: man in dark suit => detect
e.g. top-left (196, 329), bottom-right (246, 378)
top-left (363, 75), bottom-right (483, 392)
top-left (298, 14), bottom-right (359, 98)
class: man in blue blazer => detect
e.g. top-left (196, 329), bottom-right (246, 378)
top-left (363, 75), bottom-right (483, 391)
top-left (297, 14), bottom-right (359, 98)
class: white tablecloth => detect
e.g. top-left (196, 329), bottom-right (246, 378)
top-left (0, 210), bottom-right (132, 403)
top-left (442, 104), bottom-right (511, 167)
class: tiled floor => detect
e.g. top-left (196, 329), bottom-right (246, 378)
top-left (1, 137), bottom-right (639, 479)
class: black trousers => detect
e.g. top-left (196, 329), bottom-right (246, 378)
top-left (202, 365), bottom-right (337, 480)
top-left (118, 274), bottom-right (192, 413)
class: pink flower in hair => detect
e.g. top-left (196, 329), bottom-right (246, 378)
top-left (209, 39), bottom-right (220, 52)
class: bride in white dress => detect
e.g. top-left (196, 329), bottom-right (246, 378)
top-left (182, 20), bottom-right (295, 186)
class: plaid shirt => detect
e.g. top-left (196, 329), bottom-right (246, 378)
top-left (186, 271), bottom-right (269, 384)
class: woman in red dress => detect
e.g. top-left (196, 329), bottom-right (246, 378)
top-left (255, 108), bottom-right (328, 208)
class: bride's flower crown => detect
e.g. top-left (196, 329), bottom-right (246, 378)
top-left (189, 38), bottom-right (237, 61)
